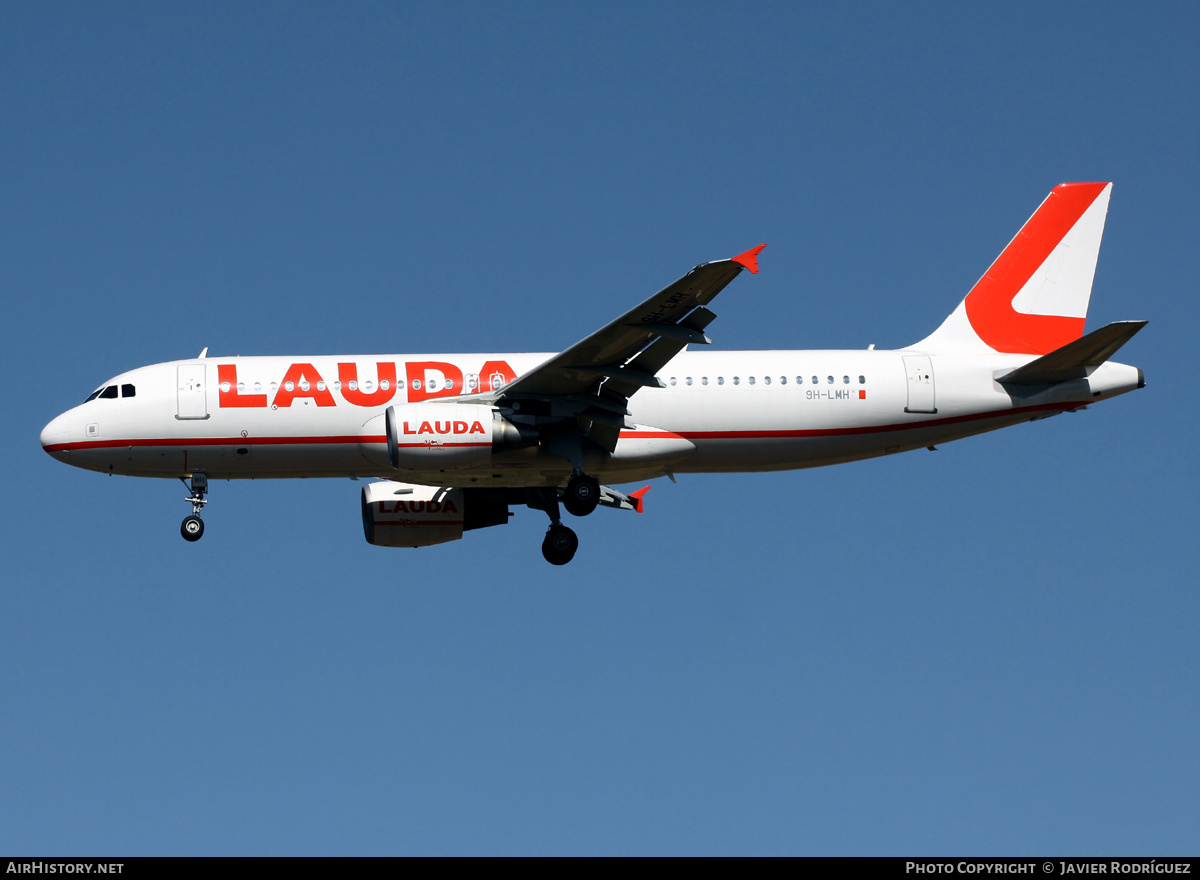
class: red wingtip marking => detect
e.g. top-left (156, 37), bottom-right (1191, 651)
top-left (731, 244), bottom-right (767, 274)
top-left (630, 486), bottom-right (651, 513)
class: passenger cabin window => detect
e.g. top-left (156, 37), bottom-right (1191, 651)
top-left (99, 385), bottom-right (118, 399)
top-left (121, 384), bottom-right (135, 397)
top-left (859, 375), bottom-right (866, 384)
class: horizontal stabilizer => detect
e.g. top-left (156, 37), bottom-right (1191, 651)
top-left (997, 320), bottom-right (1147, 385)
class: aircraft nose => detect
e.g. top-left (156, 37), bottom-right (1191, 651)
top-left (40, 413), bottom-right (69, 454)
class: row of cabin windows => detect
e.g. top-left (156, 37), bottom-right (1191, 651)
top-left (222, 378), bottom-right (406, 394)
top-left (86, 373), bottom-right (867, 402)
top-left (667, 375), bottom-right (867, 387)
top-left (219, 374), bottom-right (503, 394)
top-left (217, 374), bottom-right (871, 394)
top-left (84, 384), bottom-right (136, 402)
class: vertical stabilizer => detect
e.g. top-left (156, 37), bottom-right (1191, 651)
top-left (911, 183), bottom-right (1112, 355)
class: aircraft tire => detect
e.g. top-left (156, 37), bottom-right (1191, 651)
top-left (541, 524), bottom-right (578, 565)
top-left (181, 515), bottom-right (205, 542)
top-left (563, 474), bottom-right (600, 517)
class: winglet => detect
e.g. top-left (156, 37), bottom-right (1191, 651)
top-left (630, 486), bottom-right (651, 513)
top-left (731, 244), bottom-right (767, 274)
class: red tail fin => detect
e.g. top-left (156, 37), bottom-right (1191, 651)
top-left (913, 183), bottom-right (1112, 355)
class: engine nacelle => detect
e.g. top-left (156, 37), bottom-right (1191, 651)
top-left (361, 480), bottom-right (510, 548)
top-left (383, 403), bottom-right (536, 471)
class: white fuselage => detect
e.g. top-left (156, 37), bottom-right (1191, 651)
top-left (40, 348), bottom-right (1142, 488)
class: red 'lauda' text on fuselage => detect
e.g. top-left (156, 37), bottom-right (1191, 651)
top-left (217, 361), bottom-right (518, 409)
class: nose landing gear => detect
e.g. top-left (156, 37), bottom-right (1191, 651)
top-left (180, 473), bottom-right (208, 542)
top-left (181, 515), bottom-right (204, 541)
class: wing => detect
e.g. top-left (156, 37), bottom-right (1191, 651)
top-left (480, 244), bottom-right (765, 452)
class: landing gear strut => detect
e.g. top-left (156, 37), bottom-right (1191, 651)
top-left (528, 487), bottom-right (579, 565)
top-left (180, 473), bottom-right (208, 542)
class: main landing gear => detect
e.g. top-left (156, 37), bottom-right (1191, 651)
top-left (527, 486), bottom-right (579, 565)
top-left (563, 472), bottom-right (600, 518)
top-left (180, 473), bottom-right (208, 542)
top-left (528, 470), bottom-right (604, 564)
top-left (542, 523), bottom-right (579, 566)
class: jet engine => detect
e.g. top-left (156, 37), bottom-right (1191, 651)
top-left (361, 480), bottom-right (511, 548)
top-left (383, 403), bottom-right (536, 471)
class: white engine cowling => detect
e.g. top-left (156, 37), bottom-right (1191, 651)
top-left (361, 480), bottom-right (510, 548)
top-left (386, 403), bottom-right (495, 470)
top-left (379, 403), bottom-right (536, 471)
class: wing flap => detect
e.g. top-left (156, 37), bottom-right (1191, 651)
top-left (595, 484), bottom-right (651, 513)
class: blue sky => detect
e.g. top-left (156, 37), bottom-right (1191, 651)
top-left (2, 1), bottom-right (1197, 855)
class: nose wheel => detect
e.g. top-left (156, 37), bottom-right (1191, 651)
top-left (181, 515), bottom-right (205, 541)
top-left (179, 473), bottom-right (209, 542)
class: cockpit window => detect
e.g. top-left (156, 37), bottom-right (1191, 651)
top-left (84, 387), bottom-right (104, 403)
top-left (99, 385), bottom-right (118, 399)
top-left (121, 384), bottom-right (135, 398)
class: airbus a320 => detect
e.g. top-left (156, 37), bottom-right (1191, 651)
top-left (41, 183), bottom-right (1146, 564)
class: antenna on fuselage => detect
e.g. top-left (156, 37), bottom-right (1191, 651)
top-left (198, 347), bottom-right (208, 358)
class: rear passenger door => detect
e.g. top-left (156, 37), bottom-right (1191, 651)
top-left (902, 355), bottom-right (937, 414)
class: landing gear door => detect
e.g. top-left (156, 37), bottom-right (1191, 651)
top-left (903, 355), bottom-right (937, 414)
top-left (176, 364), bottom-right (210, 420)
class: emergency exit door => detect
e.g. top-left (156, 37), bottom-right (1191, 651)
top-left (176, 364), bottom-right (209, 420)
top-left (902, 355), bottom-right (937, 414)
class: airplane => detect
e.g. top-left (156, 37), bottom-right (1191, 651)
top-left (40, 182), bottom-right (1146, 565)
